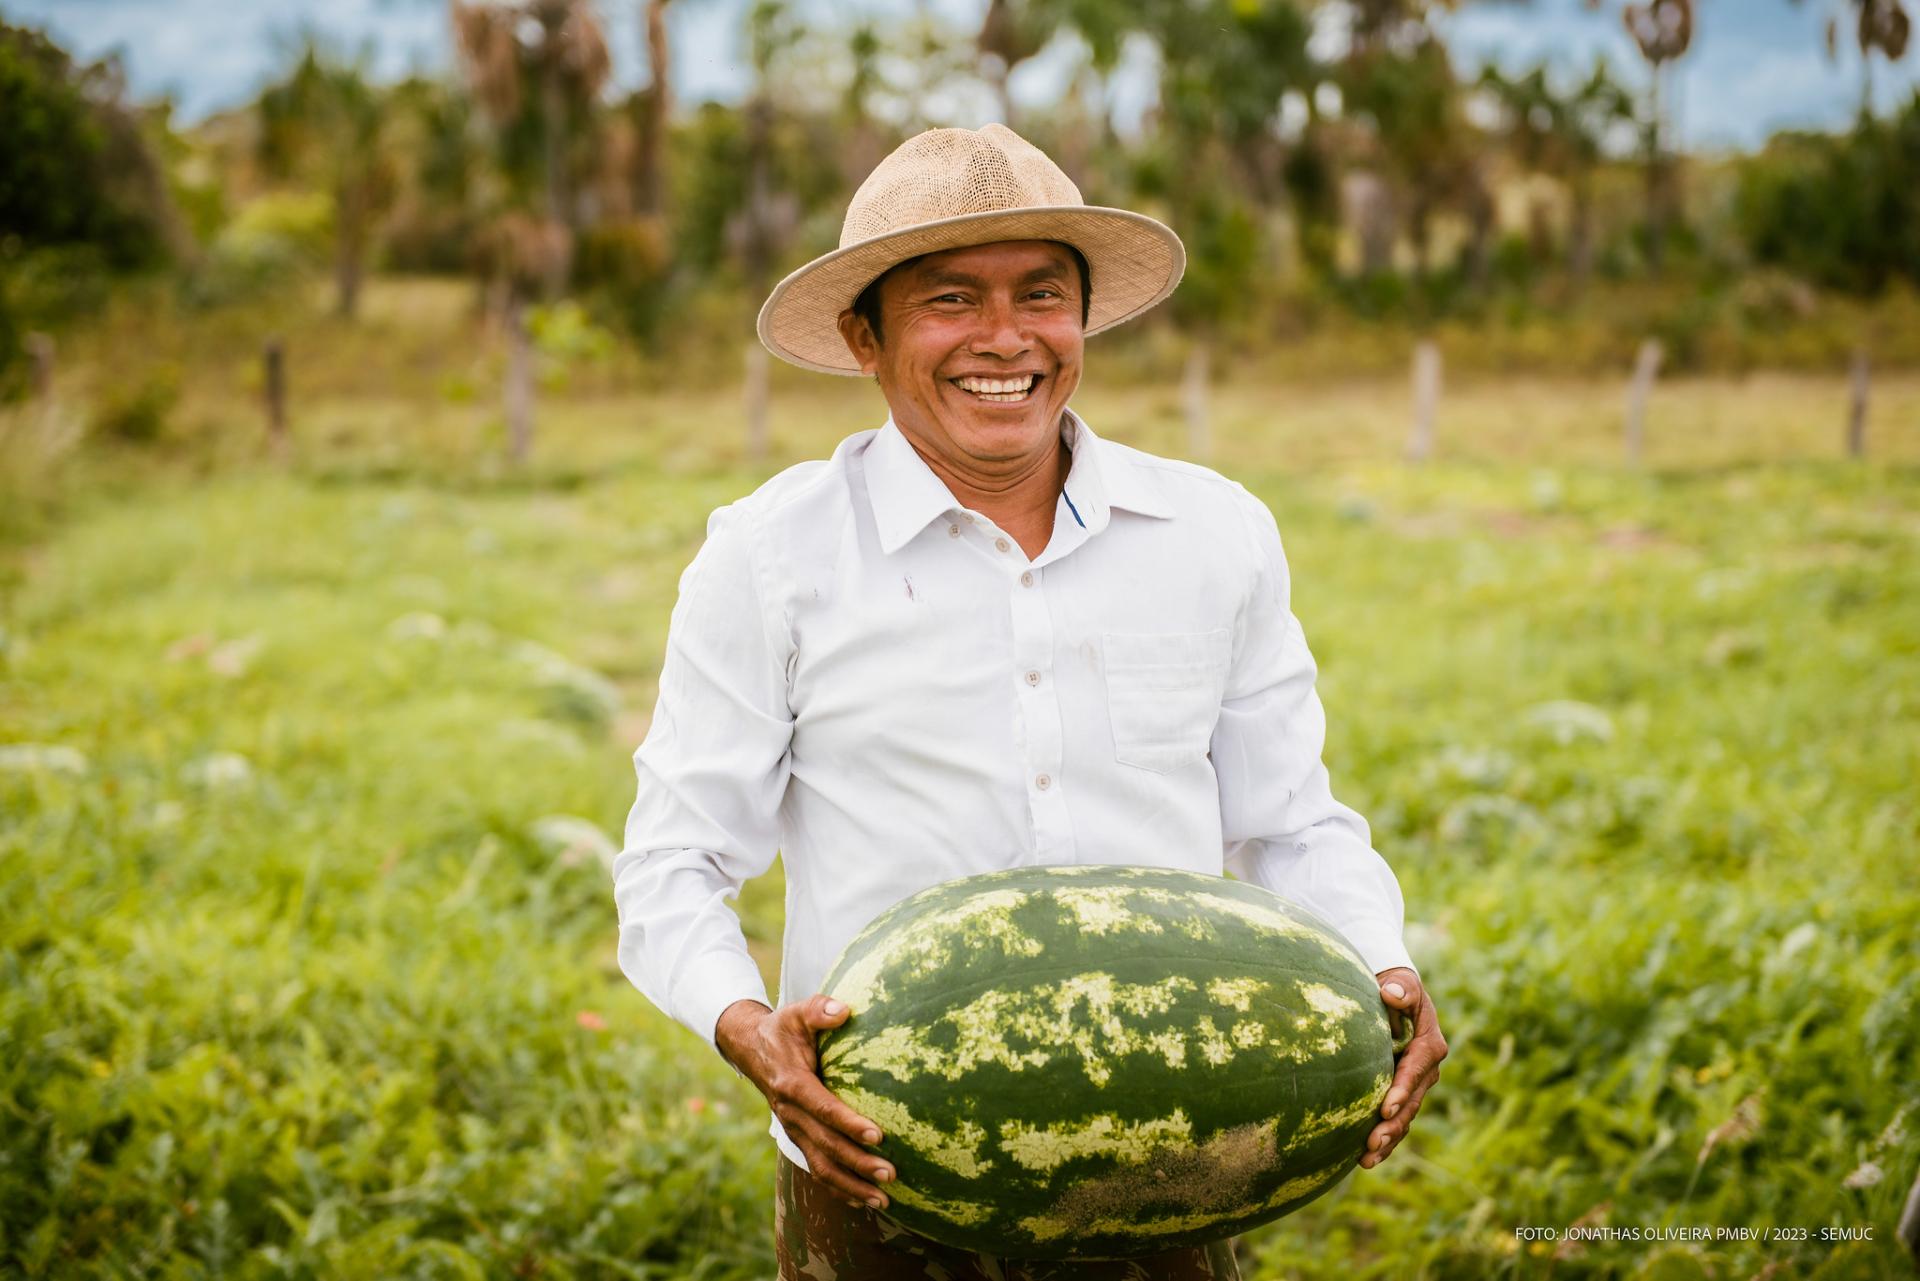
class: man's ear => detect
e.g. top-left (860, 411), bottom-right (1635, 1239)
top-left (836, 309), bottom-right (879, 376)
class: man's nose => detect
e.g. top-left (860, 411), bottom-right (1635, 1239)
top-left (967, 294), bottom-right (1030, 358)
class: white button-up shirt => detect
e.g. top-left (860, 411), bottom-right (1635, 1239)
top-left (613, 407), bottom-right (1414, 1171)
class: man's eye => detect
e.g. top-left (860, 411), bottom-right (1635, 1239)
top-left (932, 294), bottom-right (966, 304)
top-left (1029, 289), bottom-right (1060, 300)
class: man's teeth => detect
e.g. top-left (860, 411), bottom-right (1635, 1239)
top-left (954, 375), bottom-right (1037, 400)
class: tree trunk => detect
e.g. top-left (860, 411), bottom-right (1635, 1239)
top-left (263, 337), bottom-right (288, 458)
top-left (744, 339), bottom-right (769, 462)
top-left (1847, 346), bottom-right (1869, 459)
top-left (636, 0), bottom-right (672, 217)
top-left (539, 40), bottom-right (572, 296)
top-left (505, 294), bottom-right (534, 464)
top-left (1624, 338), bottom-right (1663, 466)
top-left (1183, 338), bottom-right (1210, 461)
top-left (1407, 339), bottom-right (1440, 464)
top-left (1645, 67), bottom-right (1665, 275)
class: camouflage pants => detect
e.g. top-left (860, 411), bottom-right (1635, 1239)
top-left (775, 1155), bottom-right (1242, 1281)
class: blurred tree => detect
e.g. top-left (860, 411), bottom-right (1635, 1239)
top-left (0, 21), bottom-right (178, 396)
top-left (0, 22), bottom-right (177, 269)
top-left (1134, 0), bottom-right (1310, 452)
top-left (1799, 0), bottom-right (1912, 114)
top-left (1735, 93), bottom-right (1920, 293)
top-left (256, 38), bottom-right (398, 317)
top-left (451, 0), bottom-right (612, 296)
top-left (975, 0), bottom-right (1130, 131)
top-left (1477, 60), bottom-right (1635, 284)
top-left (732, 0), bottom-right (802, 458)
top-left (1340, 1), bottom-right (1488, 288)
top-left (1615, 0), bottom-right (1694, 272)
top-left (635, 0), bottom-right (675, 217)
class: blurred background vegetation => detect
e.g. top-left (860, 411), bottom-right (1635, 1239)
top-left (2, 0), bottom-right (1919, 1277)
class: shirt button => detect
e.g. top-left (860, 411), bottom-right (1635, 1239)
top-left (949, 524), bottom-right (961, 538)
top-left (963, 513), bottom-right (976, 524)
top-left (1035, 773), bottom-right (1052, 791)
top-left (994, 537), bottom-right (1010, 553)
top-left (1020, 571), bottom-right (1034, 588)
top-left (1025, 670), bottom-right (1041, 686)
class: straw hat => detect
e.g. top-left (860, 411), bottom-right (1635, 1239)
top-left (757, 123), bottom-right (1186, 375)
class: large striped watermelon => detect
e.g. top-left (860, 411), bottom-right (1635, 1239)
top-left (815, 864), bottom-right (1403, 1260)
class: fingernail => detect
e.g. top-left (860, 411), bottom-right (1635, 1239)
top-left (823, 999), bottom-right (845, 1016)
top-left (1384, 1102), bottom-right (1399, 1119)
top-left (863, 1129), bottom-right (880, 1144)
top-left (867, 1196), bottom-right (886, 1210)
top-left (875, 1167), bottom-right (894, 1182)
top-left (1384, 983), bottom-right (1406, 1000)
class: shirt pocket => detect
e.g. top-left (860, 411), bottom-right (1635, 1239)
top-left (1101, 629), bottom-right (1233, 774)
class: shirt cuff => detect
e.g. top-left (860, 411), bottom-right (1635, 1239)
top-left (1336, 919), bottom-right (1417, 981)
top-left (679, 950), bottom-right (775, 1080)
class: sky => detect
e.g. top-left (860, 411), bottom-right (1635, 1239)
top-left (6, 0), bottom-right (1918, 151)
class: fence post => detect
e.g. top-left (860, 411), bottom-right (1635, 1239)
top-left (505, 296), bottom-right (533, 464)
top-left (1183, 339), bottom-right (1211, 462)
top-left (1624, 338), bottom-right (1662, 467)
top-left (263, 337), bottom-right (288, 456)
top-left (744, 339), bottom-right (769, 462)
top-left (1847, 347), bottom-right (1869, 460)
top-left (1406, 340), bottom-right (1440, 464)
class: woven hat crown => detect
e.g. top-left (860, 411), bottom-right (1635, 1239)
top-left (756, 123), bottom-right (1185, 374)
top-left (839, 124), bottom-right (1085, 246)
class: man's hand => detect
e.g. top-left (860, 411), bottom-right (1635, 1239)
top-left (714, 995), bottom-right (895, 1210)
top-left (1362, 967), bottom-right (1447, 1170)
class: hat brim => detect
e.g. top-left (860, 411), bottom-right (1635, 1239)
top-left (756, 205), bottom-right (1186, 376)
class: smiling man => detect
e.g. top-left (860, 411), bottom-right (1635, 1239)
top-left (612, 124), bottom-right (1447, 1279)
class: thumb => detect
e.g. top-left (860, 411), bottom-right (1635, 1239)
top-left (802, 993), bottom-right (852, 1029)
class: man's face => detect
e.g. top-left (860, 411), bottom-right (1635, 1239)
top-left (837, 240), bottom-right (1084, 471)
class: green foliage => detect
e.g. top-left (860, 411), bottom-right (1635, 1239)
top-left (1735, 94), bottom-right (1920, 294)
top-left (0, 22), bottom-right (173, 270)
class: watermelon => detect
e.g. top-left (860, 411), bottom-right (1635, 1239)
top-left (814, 864), bottom-right (1404, 1260)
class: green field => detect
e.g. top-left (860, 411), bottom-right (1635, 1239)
top-left (2, 285), bottom-right (1918, 1277)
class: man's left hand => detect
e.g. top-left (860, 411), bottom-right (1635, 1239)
top-left (1362, 966), bottom-right (1447, 1170)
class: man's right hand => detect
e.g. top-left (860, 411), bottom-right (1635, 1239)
top-left (714, 995), bottom-right (895, 1211)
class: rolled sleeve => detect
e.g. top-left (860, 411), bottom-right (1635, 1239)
top-left (612, 502), bottom-right (794, 1062)
top-left (1213, 488), bottom-right (1416, 979)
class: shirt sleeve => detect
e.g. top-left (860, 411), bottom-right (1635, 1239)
top-left (1213, 487), bottom-right (1416, 979)
top-left (612, 501), bottom-right (794, 1066)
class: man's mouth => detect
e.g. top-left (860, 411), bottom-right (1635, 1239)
top-left (950, 373), bottom-right (1042, 404)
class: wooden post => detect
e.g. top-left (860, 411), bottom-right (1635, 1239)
top-left (505, 295), bottom-right (533, 464)
top-left (25, 332), bottom-right (54, 400)
top-left (744, 339), bottom-right (769, 462)
top-left (1624, 338), bottom-right (1663, 467)
top-left (1406, 340), bottom-right (1440, 464)
top-left (263, 337), bottom-right (287, 456)
top-left (1183, 339), bottom-right (1210, 461)
top-left (1847, 346), bottom-right (1869, 460)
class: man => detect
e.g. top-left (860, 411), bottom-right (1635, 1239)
top-left (613, 124), bottom-right (1447, 1279)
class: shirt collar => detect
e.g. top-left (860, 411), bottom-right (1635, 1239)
top-left (864, 406), bottom-right (1172, 556)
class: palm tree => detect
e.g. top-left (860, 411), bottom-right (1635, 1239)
top-left (1620, 0), bottom-right (1694, 272)
top-left (450, 0), bottom-right (611, 295)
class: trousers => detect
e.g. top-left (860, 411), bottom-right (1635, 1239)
top-left (774, 1154), bottom-right (1243, 1281)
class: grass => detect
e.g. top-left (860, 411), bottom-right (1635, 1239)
top-left (1, 279), bottom-right (1917, 1277)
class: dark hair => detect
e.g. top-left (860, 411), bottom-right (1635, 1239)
top-left (851, 242), bottom-right (1092, 348)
